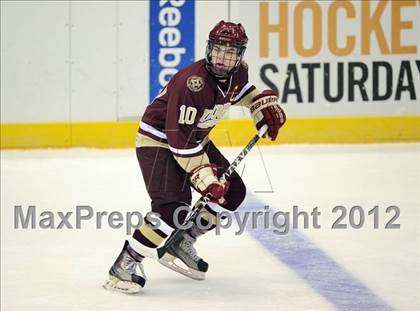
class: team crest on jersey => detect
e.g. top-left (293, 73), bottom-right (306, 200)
top-left (187, 75), bottom-right (204, 92)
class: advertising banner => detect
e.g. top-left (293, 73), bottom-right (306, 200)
top-left (149, 0), bottom-right (195, 103)
top-left (235, 1), bottom-right (420, 117)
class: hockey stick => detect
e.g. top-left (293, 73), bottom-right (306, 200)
top-left (157, 124), bottom-right (269, 259)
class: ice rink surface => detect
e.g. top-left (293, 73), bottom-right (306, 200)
top-left (1, 143), bottom-right (419, 311)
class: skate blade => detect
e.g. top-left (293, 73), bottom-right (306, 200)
top-left (103, 275), bottom-right (142, 294)
top-left (158, 253), bottom-right (205, 280)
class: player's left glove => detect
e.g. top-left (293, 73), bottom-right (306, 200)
top-left (249, 90), bottom-right (286, 141)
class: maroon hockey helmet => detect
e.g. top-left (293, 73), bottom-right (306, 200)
top-left (205, 20), bottom-right (248, 79)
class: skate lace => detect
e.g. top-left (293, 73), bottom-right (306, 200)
top-left (123, 252), bottom-right (147, 280)
top-left (182, 235), bottom-right (200, 262)
top-left (123, 253), bottom-right (138, 274)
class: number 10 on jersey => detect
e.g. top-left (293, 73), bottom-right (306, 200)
top-left (178, 105), bottom-right (197, 125)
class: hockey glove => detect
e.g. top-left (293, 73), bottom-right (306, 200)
top-left (249, 89), bottom-right (286, 141)
top-left (190, 164), bottom-right (230, 205)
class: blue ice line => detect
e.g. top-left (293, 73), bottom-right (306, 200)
top-left (240, 194), bottom-right (393, 311)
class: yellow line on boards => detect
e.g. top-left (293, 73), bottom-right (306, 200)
top-left (1, 116), bottom-right (419, 149)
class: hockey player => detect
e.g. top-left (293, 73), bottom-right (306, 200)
top-left (104, 20), bottom-right (286, 294)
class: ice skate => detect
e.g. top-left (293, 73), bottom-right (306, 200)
top-left (159, 231), bottom-right (208, 280)
top-left (103, 241), bottom-right (147, 294)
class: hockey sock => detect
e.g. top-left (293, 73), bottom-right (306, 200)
top-left (130, 219), bottom-right (173, 258)
top-left (188, 204), bottom-right (223, 238)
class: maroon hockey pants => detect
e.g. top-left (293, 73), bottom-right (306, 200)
top-left (136, 141), bottom-right (246, 228)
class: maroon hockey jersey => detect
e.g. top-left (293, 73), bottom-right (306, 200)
top-left (139, 59), bottom-right (255, 159)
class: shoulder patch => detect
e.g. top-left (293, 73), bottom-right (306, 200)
top-left (187, 75), bottom-right (205, 92)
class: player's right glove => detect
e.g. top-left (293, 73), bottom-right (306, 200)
top-left (190, 164), bottom-right (230, 205)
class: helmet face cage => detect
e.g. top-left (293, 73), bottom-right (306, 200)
top-left (205, 39), bottom-right (247, 79)
top-left (205, 21), bottom-right (248, 79)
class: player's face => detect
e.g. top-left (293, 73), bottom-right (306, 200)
top-left (210, 44), bottom-right (239, 72)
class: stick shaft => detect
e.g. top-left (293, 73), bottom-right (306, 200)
top-left (157, 125), bottom-right (268, 259)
